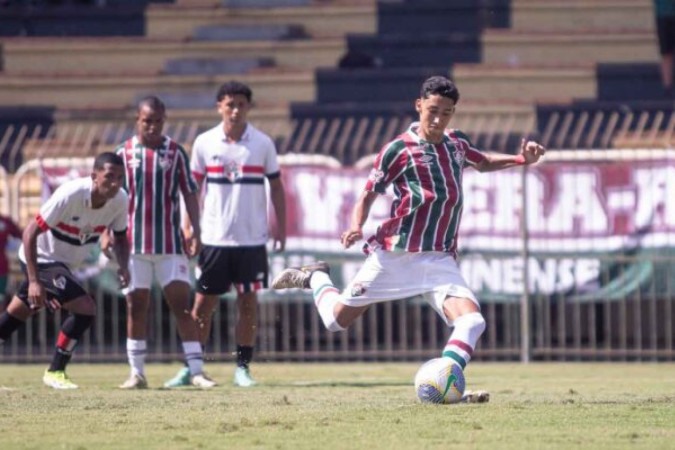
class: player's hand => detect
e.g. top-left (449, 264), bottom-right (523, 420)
top-left (184, 233), bottom-right (201, 258)
top-left (520, 139), bottom-right (546, 164)
top-left (100, 230), bottom-right (113, 259)
top-left (341, 227), bottom-right (363, 249)
top-left (118, 267), bottom-right (131, 289)
top-left (272, 235), bottom-right (286, 253)
top-left (27, 281), bottom-right (47, 311)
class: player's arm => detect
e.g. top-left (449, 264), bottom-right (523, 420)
top-left (22, 219), bottom-right (47, 310)
top-left (182, 191), bottom-right (201, 258)
top-left (268, 176), bottom-right (287, 252)
top-left (111, 229), bottom-right (130, 288)
top-left (341, 190), bottom-right (379, 249)
top-left (473, 139), bottom-right (546, 172)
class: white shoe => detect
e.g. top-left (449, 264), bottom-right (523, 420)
top-left (119, 373), bottom-right (148, 390)
top-left (191, 373), bottom-right (217, 389)
top-left (461, 390), bottom-right (490, 403)
top-left (271, 261), bottom-right (330, 289)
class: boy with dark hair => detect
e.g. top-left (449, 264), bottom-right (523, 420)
top-left (0, 152), bottom-right (130, 389)
top-left (272, 76), bottom-right (546, 402)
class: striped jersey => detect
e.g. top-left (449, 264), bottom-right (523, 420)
top-left (116, 135), bottom-right (198, 254)
top-left (191, 122), bottom-right (280, 246)
top-left (364, 122), bottom-right (487, 256)
top-left (19, 177), bottom-right (128, 268)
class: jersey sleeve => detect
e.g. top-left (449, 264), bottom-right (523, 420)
top-left (263, 135), bottom-right (281, 179)
top-left (190, 134), bottom-right (206, 183)
top-left (451, 130), bottom-right (487, 167)
top-left (176, 145), bottom-right (199, 195)
top-left (364, 140), bottom-right (408, 194)
top-left (110, 191), bottom-right (129, 234)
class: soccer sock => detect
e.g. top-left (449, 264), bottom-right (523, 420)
top-left (126, 338), bottom-right (147, 376)
top-left (49, 314), bottom-right (94, 372)
top-left (442, 312), bottom-right (486, 369)
top-left (182, 341), bottom-right (204, 376)
top-left (236, 345), bottom-right (253, 369)
top-left (309, 271), bottom-right (345, 332)
top-left (0, 312), bottom-right (25, 343)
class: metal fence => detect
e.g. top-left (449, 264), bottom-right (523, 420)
top-left (0, 111), bottom-right (674, 364)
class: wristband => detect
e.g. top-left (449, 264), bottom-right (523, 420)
top-left (514, 155), bottom-right (527, 165)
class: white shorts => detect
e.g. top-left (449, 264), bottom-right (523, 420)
top-left (341, 249), bottom-right (479, 326)
top-left (124, 254), bottom-right (191, 294)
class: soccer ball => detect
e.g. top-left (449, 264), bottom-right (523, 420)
top-left (414, 357), bottom-right (465, 404)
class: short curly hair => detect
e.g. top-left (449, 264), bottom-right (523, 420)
top-left (420, 76), bottom-right (460, 104)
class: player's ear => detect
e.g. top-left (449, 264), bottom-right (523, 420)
top-left (415, 98), bottom-right (422, 113)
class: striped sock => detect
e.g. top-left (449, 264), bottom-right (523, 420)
top-left (442, 312), bottom-right (486, 369)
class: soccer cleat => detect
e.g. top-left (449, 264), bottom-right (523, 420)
top-left (119, 373), bottom-right (148, 390)
top-left (233, 366), bottom-right (257, 387)
top-left (271, 261), bottom-right (330, 289)
top-left (163, 367), bottom-right (191, 388)
top-left (191, 373), bottom-right (217, 389)
top-left (43, 370), bottom-right (78, 390)
top-left (461, 390), bottom-right (490, 403)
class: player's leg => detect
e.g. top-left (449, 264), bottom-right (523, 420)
top-left (422, 253), bottom-right (488, 403)
top-left (159, 255), bottom-right (214, 389)
top-left (120, 256), bottom-right (152, 389)
top-left (231, 245), bottom-right (268, 387)
top-left (27, 264), bottom-right (95, 390)
top-left (165, 246), bottom-right (231, 388)
top-left (0, 295), bottom-right (35, 344)
top-left (233, 290), bottom-right (257, 387)
top-left (440, 296), bottom-right (489, 403)
top-left (43, 291), bottom-right (96, 390)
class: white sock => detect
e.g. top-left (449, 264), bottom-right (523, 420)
top-left (182, 341), bottom-right (204, 376)
top-left (442, 312), bottom-right (486, 369)
top-left (126, 338), bottom-right (147, 376)
top-left (309, 272), bottom-right (344, 332)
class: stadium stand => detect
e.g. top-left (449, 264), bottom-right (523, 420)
top-left (285, 0), bottom-right (671, 162)
top-left (0, 0), bottom-right (376, 169)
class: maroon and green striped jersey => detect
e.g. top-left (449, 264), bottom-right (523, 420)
top-left (116, 135), bottom-right (198, 255)
top-left (364, 122), bottom-right (487, 256)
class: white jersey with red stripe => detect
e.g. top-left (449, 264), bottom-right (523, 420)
top-left (191, 122), bottom-right (280, 246)
top-left (19, 177), bottom-right (128, 268)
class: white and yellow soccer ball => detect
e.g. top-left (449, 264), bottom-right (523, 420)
top-left (414, 357), bottom-right (465, 404)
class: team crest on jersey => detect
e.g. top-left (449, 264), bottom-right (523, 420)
top-left (368, 169), bottom-right (385, 184)
top-left (351, 283), bottom-right (367, 297)
top-left (53, 275), bottom-right (67, 290)
top-left (224, 160), bottom-right (242, 182)
top-left (157, 147), bottom-right (175, 170)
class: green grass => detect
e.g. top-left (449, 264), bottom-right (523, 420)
top-left (1, 362), bottom-right (674, 450)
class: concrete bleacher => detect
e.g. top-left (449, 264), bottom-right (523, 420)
top-left (0, 0), bottom-right (376, 169)
top-left (283, 0), bottom-right (669, 157)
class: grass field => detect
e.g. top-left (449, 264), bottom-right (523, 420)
top-left (1, 362), bottom-right (674, 450)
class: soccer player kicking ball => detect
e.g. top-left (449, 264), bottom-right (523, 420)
top-left (0, 152), bottom-right (131, 389)
top-left (272, 76), bottom-right (546, 402)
